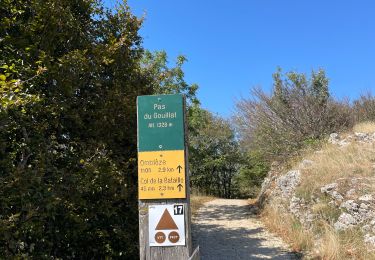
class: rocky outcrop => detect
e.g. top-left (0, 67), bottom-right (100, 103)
top-left (276, 170), bottom-right (301, 198)
top-left (328, 132), bottom-right (375, 147)
top-left (258, 131), bottom-right (375, 249)
top-left (320, 182), bottom-right (344, 202)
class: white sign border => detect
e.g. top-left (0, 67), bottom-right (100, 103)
top-left (149, 204), bottom-right (186, 247)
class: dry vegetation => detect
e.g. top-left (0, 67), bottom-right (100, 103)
top-left (317, 225), bottom-right (375, 260)
top-left (260, 123), bottom-right (375, 259)
top-left (261, 204), bottom-right (314, 253)
top-left (190, 195), bottom-right (215, 216)
top-left (353, 121), bottom-right (375, 133)
top-left (261, 203), bottom-right (375, 259)
top-left (296, 141), bottom-right (375, 201)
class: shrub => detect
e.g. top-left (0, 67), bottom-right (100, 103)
top-left (235, 68), bottom-right (352, 161)
top-left (353, 92), bottom-right (375, 123)
top-left (234, 151), bottom-right (269, 198)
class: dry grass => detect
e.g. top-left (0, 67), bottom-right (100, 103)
top-left (260, 122), bottom-right (375, 259)
top-left (293, 131), bottom-right (375, 256)
top-left (261, 203), bottom-right (375, 259)
top-left (260, 203), bottom-right (314, 253)
top-left (317, 223), bottom-right (375, 260)
top-left (318, 224), bottom-right (340, 259)
top-left (295, 141), bottom-right (375, 200)
top-left (353, 121), bottom-right (375, 133)
top-left (311, 201), bottom-right (341, 221)
top-left (190, 195), bottom-right (215, 216)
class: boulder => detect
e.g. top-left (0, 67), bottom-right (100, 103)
top-left (321, 183), bottom-right (338, 194)
top-left (364, 234), bottom-right (375, 248)
top-left (328, 133), bottom-right (340, 144)
top-left (299, 159), bottom-right (314, 168)
top-left (334, 213), bottom-right (357, 230)
top-left (276, 170), bottom-right (301, 198)
top-left (359, 194), bottom-right (373, 202)
top-left (340, 200), bottom-right (360, 212)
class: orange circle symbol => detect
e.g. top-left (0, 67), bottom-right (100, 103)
top-left (155, 231), bottom-right (166, 244)
top-left (168, 231), bottom-right (180, 243)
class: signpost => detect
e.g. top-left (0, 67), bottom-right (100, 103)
top-left (137, 94), bottom-right (195, 260)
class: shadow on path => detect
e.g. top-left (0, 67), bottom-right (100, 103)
top-left (192, 199), bottom-right (302, 260)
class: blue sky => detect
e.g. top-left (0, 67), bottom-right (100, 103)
top-left (105, 1), bottom-right (375, 117)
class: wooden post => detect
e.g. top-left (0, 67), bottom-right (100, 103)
top-left (137, 94), bottom-right (193, 260)
top-left (188, 246), bottom-right (200, 260)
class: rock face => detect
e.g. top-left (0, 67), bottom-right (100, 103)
top-left (320, 182), bottom-right (344, 202)
top-left (328, 133), bottom-right (349, 146)
top-left (320, 183), bottom-right (338, 194)
top-left (276, 170), bottom-right (301, 198)
top-left (257, 131), bottom-right (375, 250)
top-left (334, 213), bottom-right (357, 230)
top-left (328, 133), bottom-right (340, 144)
top-left (328, 132), bottom-right (375, 147)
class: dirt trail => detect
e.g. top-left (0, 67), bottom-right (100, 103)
top-left (192, 199), bottom-right (301, 260)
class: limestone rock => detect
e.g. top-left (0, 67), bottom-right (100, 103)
top-left (334, 213), bottom-right (357, 230)
top-left (354, 132), bottom-right (375, 143)
top-left (328, 133), bottom-right (350, 146)
top-left (328, 133), bottom-right (340, 144)
top-left (289, 196), bottom-right (304, 217)
top-left (331, 191), bottom-right (344, 201)
top-left (321, 183), bottom-right (338, 194)
top-left (346, 189), bottom-right (356, 197)
top-left (321, 183), bottom-right (344, 201)
top-left (362, 224), bottom-right (372, 233)
top-left (364, 234), bottom-right (375, 248)
top-left (276, 170), bottom-right (301, 198)
top-left (340, 200), bottom-right (360, 212)
top-left (299, 159), bottom-right (314, 168)
top-left (359, 194), bottom-right (373, 202)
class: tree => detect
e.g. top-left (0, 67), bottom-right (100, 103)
top-left (235, 68), bottom-right (352, 160)
top-left (0, 1), bottom-right (199, 258)
top-left (234, 151), bottom-right (269, 198)
top-left (142, 50), bottom-right (199, 105)
top-left (0, 0), bottom-right (199, 257)
top-left (188, 105), bottom-right (242, 198)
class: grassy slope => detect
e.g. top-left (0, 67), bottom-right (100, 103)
top-left (260, 122), bottom-right (375, 259)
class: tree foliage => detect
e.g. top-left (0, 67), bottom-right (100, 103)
top-left (188, 105), bottom-right (242, 198)
top-left (235, 68), bottom-right (352, 160)
top-left (141, 50), bottom-right (199, 105)
top-left (0, 0), bottom-right (197, 258)
top-left (232, 69), bottom-right (358, 198)
top-left (234, 151), bottom-right (269, 198)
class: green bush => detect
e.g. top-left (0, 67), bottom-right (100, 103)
top-left (188, 105), bottom-right (242, 198)
top-left (235, 68), bottom-right (353, 161)
top-left (0, 0), bottom-right (197, 258)
top-left (234, 151), bottom-right (269, 198)
top-left (0, 1), bottom-right (145, 257)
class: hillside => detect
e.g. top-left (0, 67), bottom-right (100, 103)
top-left (257, 122), bottom-right (375, 259)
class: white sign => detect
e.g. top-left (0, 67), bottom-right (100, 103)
top-left (149, 204), bottom-right (185, 247)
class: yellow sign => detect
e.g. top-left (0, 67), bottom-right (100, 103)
top-left (138, 150), bottom-right (186, 199)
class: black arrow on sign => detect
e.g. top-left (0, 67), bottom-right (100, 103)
top-left (177, 184), bottom-right (183, 192)
top-left (177, 165), bottom-right (183, 173)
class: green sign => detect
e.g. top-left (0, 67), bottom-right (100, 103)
top-left (137, 94), bottom-right (185, 152)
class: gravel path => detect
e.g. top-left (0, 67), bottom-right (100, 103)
top-left (192, 199), bottom-right (301, 260)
